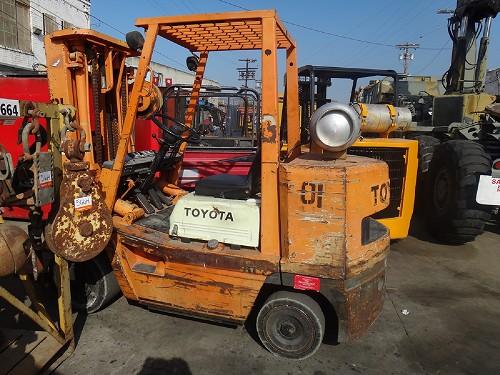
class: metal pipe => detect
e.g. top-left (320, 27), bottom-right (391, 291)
top-left (484, 16), bottom-right (493, 38)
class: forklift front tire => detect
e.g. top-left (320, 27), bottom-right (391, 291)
top-left (70, 253), bottom-right (121, 314)
top-left (256, 291), bottom-right (325, 360)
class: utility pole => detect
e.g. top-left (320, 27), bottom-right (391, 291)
top-left (237, 58), bottom-right (257, 87)
top-left (396, 43), bottom-right (420, 75)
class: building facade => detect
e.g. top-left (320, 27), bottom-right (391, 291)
top-left (0, 0), bottom-right (90, 74)
top-left (485, 68), bottom-right (500, 97)
top-left (127, 57), bottom-right (219, 87)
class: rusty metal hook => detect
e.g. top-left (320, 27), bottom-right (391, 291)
top-left (0, 144), bottom-right (14, 181)
top-left (21, 119), bottom-right (42, 159)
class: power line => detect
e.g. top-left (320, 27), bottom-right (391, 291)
top-left (416, 39), bottom-right (450, 75)
top-left (216, 0), bottom-right (449, 51)
top-left (179, 0), bottom-right (198, 13)
top-left (338, 1), bottom-right (411, 67)
top-left (30, 0), bottom-right (188, 70)
top-left (149, 0), bottom-right (239, 68)
top-left (308, 1), bottom-right (398, 62)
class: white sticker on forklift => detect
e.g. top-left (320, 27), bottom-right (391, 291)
top-left (74, 195), bottom-right (93, 211)
top-left (39, 171), bottom-right (53, 188)
top-left (476, 175), bottom-right (500, 205)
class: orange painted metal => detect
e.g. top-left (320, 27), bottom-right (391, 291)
top-left (183, 52), bottom-right (208, 131)
top-left (285, 46), bottom-right (300, 160)
top-left (44, 29), bottom-right (137, 169)
top-left (278, 155), bottom-right (390, 278)
top-left (135, 10), bottom-right (295, 51)
top-left (100, 24), bottom-right (160, 208)
top-left (40, 10), bottom-right (391, 344)
top-left (170, 52), bottom-right (209, 184)
top-left (112, 216), bottom-right (277, 322)
top-left (131, 10), bottom-right (296, 255)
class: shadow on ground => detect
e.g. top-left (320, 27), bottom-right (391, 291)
top-left (137, 357), bottom-right (192, 375)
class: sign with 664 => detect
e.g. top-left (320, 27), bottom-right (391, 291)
top-left (0, 99), bottom-right (20, 118)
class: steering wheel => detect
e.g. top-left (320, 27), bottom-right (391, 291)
top-left (151, 113), bottom-right (201, 144)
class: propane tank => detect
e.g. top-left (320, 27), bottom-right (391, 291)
top-left (354, 103), bottom-right (412, 133)
top-left (309, 102), bottom-right (361, 152)
top-left (0, 225), bottom-right (29, 277)
top-left (309, 102), bottom-right (413, 153)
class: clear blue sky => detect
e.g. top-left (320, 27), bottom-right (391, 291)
top-left (92, 0), bottom-right (500, 98)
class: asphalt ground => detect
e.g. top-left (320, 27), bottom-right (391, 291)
top-left (1, 220), bottom-right (500, 375)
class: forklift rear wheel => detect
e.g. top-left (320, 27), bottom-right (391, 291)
top-left (425, 140), bottom-right (491, 244)
top-left (70, 253), bottom-right (121, 313)
top-left (256, 291), bottom-right (325, 359)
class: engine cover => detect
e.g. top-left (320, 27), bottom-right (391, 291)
top-left (169, 193), bottom-right (260, 247)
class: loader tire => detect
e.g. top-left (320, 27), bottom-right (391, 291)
top-left (425, 140), bottom-right (491, 245)
top-left (70, 252), bottom-right (121, 313)
top-left (408, 135), bottom-right (440, 214)
top-left (413, 135), bottom-right (440, 174)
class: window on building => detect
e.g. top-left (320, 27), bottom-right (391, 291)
top-left (43, 12), bottom-right (57, 35)
top-left (0, 0), bottom-right (31, 52)
top-left (61, 20), bottom-right (74, 29)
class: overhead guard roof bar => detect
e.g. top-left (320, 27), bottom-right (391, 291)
top-left (135, 10), bottom-right (295, 51)
top-left (131, 11), bottom-right (298, 256)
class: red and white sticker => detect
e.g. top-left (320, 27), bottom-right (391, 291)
top-left (38, 171), bottom-right (53, 188)
top-left (476, 175), bottom-right (500, 205)
top-left (293, 274), bottom-right (321, 292)
top-left (74, 195), bottom-right (93, 211)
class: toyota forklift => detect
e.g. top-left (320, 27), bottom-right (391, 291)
top-left (4, 10), bottom-right (392, 359)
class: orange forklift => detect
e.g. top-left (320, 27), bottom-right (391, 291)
top-left (2, 10), bottom-right (391, 359)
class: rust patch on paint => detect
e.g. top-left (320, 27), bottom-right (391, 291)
top-left (261, 114), bottom-right (277, 143)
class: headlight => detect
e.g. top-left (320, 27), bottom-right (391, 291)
top-left (309, 102), bottom-right (361, 152)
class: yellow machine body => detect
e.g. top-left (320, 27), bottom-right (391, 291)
top-left (350, 138), bottom-right (418, 239)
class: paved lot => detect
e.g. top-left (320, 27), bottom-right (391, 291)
top-left (2, 221), bottom-right (500, 374)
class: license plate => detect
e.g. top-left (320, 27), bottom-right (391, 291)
top-left (476, 175), bottom-right (500, 205)
top-left (0, 98), bottom-right (20, 118)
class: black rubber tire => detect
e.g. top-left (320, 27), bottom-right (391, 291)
top-left (407, 135), bottom-right (440, 215)
top-left (256, 291), bottom-right (325, 360)
top-left (70, 253), bottom-right (121, 314)
top-left (413, 135), bottom-right (440, 174)
top-left (425, 140), bottom-right (492, 244)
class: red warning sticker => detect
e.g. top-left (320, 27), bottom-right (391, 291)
top-left (293, 274), bottom-right (320, 292)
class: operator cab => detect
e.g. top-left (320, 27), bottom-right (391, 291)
top-left (114, 109), bottom-right (263, 249)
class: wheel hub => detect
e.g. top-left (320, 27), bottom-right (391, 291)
top-left (278, 320), bottom-right (297, 338)
top-left (434, 168), bottom-right (451, 214)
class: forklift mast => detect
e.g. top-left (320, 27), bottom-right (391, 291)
top-left (445, 0), bottom-right (500, 94)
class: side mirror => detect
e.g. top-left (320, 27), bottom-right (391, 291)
top-left (126, 31), bottom-right (145, 52)
top-left (186, 55), bottom-right (199, 72)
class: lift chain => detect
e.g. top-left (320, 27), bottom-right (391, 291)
top-left (91, 50), bottom-right (104, 165)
